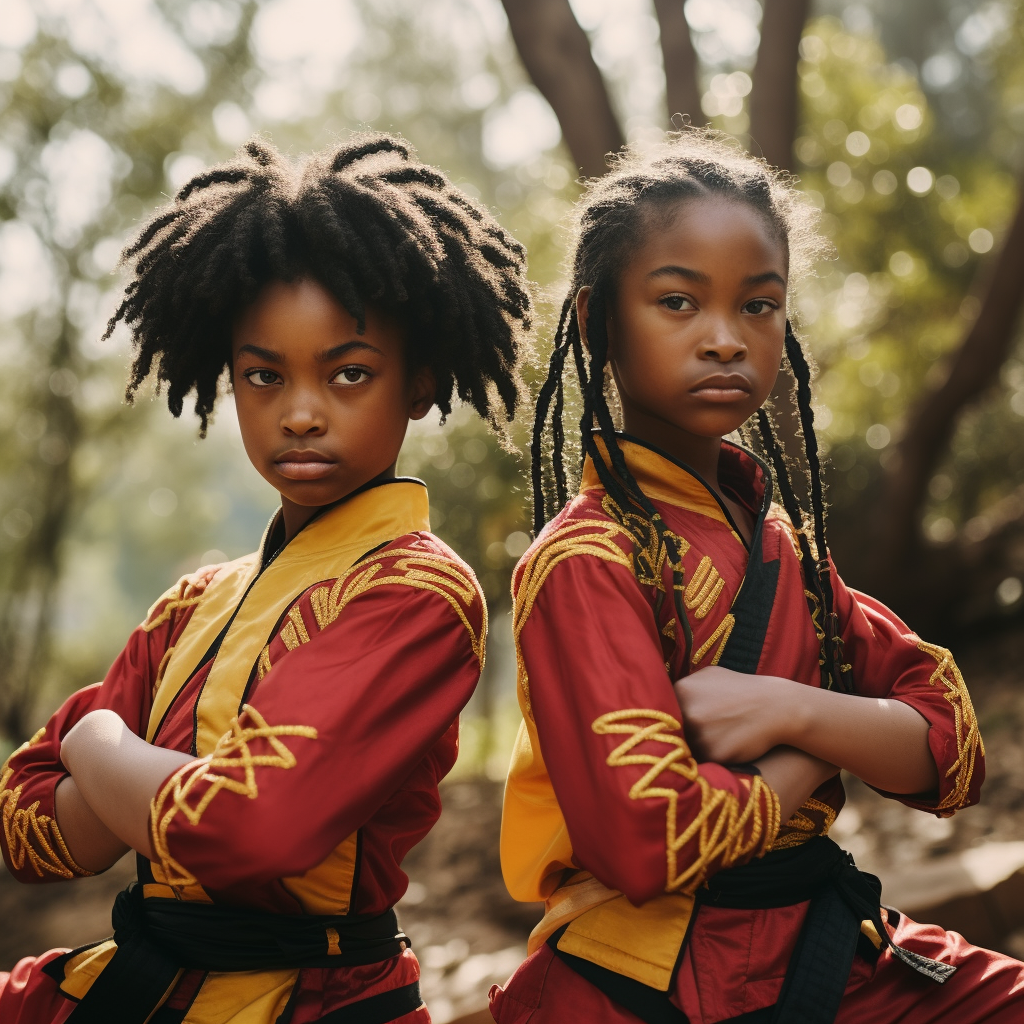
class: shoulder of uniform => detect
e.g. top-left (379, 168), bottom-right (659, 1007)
top-left (142, 553), bottom-right (256, 633)
top-left (304, 532), bottom-right (486, 659)
top-left (513, 495), bottom-right (638, 608)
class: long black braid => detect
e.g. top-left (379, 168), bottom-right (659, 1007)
top-left (106, 134), bottom-right (532, 435)
top-left (532, 131), bottom-right (850, 690)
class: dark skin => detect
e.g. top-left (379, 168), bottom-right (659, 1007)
top-left (56, 279), bottom-right (436, 870)
top-left (579, 197), bottom-right (939, 821)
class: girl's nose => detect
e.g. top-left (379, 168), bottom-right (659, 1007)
top-left (702, 320), bottom-right (747, 361)
top-left (281, 393), bottom-right (327, 436)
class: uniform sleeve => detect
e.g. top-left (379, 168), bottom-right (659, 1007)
top-left (519, 543), bottom-right (780, 906)
top-left (148, 571), bottom-right (485, 891)
top-left (833, 567), bottom-right (983, 815)
top-left (0, 577), bottom-right (198, 882)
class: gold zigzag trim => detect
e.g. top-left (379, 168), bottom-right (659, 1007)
top-left (257, 550), bottom-right (485, 682)
top-left (514, 518), bottom-right (635, 714)
top-left (150, 705), bottom-right (317, 886)
top-left (917, 641), bottom-right (983, 813)
top-left (592, 709), bottom-right (780, 893)
top-left (0, 731), bottom-right (93, 880)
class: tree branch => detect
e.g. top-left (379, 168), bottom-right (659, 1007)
top-left (875, 188), bottom-right (1024, 571)
top-left (651, 0), bottom-right (704, 128)
top-left (749, 0), bottom-right (811, 171)
top-left (499, 0), bottom-right (623, 178)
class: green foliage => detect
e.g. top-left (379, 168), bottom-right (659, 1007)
top-left (790, 16), bottom-right (1023, 551)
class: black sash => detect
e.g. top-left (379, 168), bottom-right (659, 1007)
top-left (550, 837), bottom-right (954, 1024)
top-left (61, 883), bottom-right (417, 1024)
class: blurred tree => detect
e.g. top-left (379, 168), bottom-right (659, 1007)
top-left (0, 2), bottom-right (263, 742)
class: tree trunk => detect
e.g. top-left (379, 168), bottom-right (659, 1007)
top-left (651, 0), bottom-right (704, 128)
top-left (749, 0), bottom-right (811, 171)
top-left (873, 189), bottom-right (1024, 583)
top-left (498, 0), bottom-right (623, 178)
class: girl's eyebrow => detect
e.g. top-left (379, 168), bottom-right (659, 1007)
top-left (237, 343), bottom-right (282, 362)
top-left (743, 271), bottom-right (787, 287)
top-left (646, 264), bottom-right (711, 285)
top-left (317, 340), bottom-right (384, 363)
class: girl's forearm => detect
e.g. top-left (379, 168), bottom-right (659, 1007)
top-left (779, 681), bottom-right (939, 796)
top-left (60, 710), bottom-right (195, 860)
top-left (54, 775), bottom-right (131, 872)
top-left (754, 746), bottom-right (839, 823)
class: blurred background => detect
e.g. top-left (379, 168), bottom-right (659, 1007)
top-left (4, 0), bottom-right (1024, 1020)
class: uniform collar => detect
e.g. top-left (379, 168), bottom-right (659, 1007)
top-left (579, 432), bottom-right (768, 531)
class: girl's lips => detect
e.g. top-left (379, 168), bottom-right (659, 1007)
top-left (275, 460), bottom-right (337, 480)
top-left (689, 386), bottom-right (751, 403)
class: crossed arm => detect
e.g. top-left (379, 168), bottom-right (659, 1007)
top-left (675, 666), bottom-right (939, 822)
top-left (56, 713), bottom-right (193, 872)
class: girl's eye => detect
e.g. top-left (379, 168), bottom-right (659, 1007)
top-left (744, 299), bottom-right (776, 315)
top-left (661, 295), bottom-right (695, 311)
top-left (332, 367), bottom-right (370, 385)
top-left (245, 369), bottom-right (281, 387)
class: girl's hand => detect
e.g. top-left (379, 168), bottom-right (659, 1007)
top-left (673, 666), bottom-right (800, 764)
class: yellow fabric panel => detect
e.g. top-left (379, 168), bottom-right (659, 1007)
top-left (146, 550), bottom-right (261, 743)
top-left (579, 438), bottom-right (729, 526)
top-left (500, 715), bottom-right (576, 903)
top-left (147, 482), bottom-right (431, 754)
top-left (148, 857), bottom-right (214, 903)
top-left (527, 871), bottom-right (620, 953)
top-left (182, 969), bottom-right (297, 1024)
top-left (280, 832), bottom-right (358, 914)
top-left (558, 891), bottom-right (695, 991)
top-left (57, 940), bottom-right (179, 1012)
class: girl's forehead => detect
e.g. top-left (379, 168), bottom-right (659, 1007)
top-left (630, 196), bottom-right (788, 273)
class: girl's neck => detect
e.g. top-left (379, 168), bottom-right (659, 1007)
top-left (619, 410), bottom-right (754, 544)
top-left (620, 407), bottom-right (724, 486)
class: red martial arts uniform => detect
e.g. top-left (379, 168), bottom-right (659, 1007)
top-left (492, 436), bottom-right (1024, 1024)
top-left (0, 479), bottom-right (485, 1024)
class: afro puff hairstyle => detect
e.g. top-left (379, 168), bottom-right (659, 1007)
top-left (106, 133), bottom-right (533, 435)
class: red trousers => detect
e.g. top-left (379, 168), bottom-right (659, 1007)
top-left (490, 908), bottom-right (1024, 1024)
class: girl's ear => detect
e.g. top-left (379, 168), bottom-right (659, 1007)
top-left (575, 286), bottom-right (591, 351)
top-left (409, 366), bottom-right (436, 421)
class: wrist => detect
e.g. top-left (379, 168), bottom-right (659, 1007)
top-left (770, 678), bottom-right (812, 748)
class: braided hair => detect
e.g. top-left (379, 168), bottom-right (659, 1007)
top-left (106, 134), bottom-right (532, 435)
top-left (532, 131), bottom-right (852, 691)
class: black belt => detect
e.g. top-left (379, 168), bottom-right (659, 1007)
top-left (62, 883), bottom-right (417, 1024)
top-left (551, 836), bottom-right (955, 1024)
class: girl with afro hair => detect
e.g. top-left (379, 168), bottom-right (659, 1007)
top-left (0, 133), bottom-right (531, 1024)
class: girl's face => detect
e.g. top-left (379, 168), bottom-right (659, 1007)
top-left (589, 196), bottom-right (788, 446)
top-left (232, 279), bottom-right (434, 523)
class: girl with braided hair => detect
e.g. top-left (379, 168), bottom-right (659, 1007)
top-left (492, 131), bottom-right (1024, 1024)
top-left (0, 133), bottom-right (531, 1024)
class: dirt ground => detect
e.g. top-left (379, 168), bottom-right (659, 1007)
top-left (3, 628), bottom-right (1024, 1021)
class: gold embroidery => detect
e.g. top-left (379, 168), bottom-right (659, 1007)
top-left (592, 709), bottom-right (779, 893)
top-left (308, 551), bottom-right (485, 663)
top-left (0, 733), bottom-right (93, 880)
top-left (326, 927), bottom-right (342, 955)
top-left (280, 622), bottom-right (301, 651)
top-left (150, 705), bottom-right (318, 885)
top-left (691, 613), bottom-right (735, 666)
top-left (917, 641), bottom-right (983, 813)
top-left (684, 556), bottom-right (724, 619)
top-left (514, 518), bottom-right (635, 714)
top-left (600, 494), bottom-right (690, 590)
top-left (772, 796), bottom-right (838, 850)
top-left (143, 584), bottom-right (203, 633)
top-left (288, 606), bottom-right (310, 645)
top-left (258, 552), bottom-right (484, 682)
top-left (256, 646), bottom-right (273, 682)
